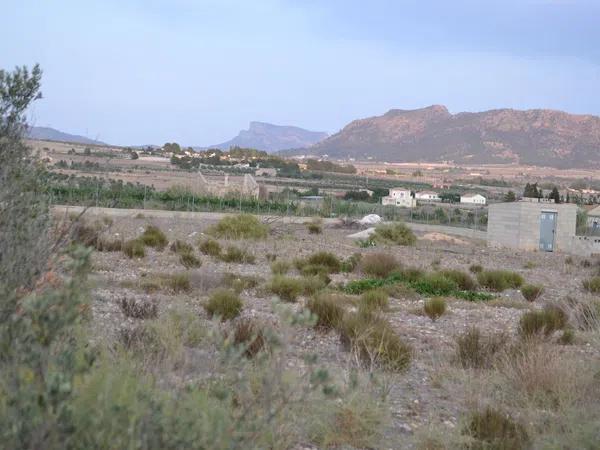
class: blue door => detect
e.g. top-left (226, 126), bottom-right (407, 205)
top-left (539, 212), bottom-right (557, 252)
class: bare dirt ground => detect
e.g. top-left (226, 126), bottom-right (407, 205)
top-left (81, 209), bottom-right (600, 449)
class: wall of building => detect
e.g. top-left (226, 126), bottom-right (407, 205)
top-left (567, 236), bottom-right (600, 257)
top-left (488, 202), bottom-right (577, 252)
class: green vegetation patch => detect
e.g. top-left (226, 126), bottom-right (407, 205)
top-left (207, 214), bottom-right (268, 240)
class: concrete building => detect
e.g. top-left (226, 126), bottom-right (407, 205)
top-left (461, 193), bottom-right (486, 205)
top-left (415, 191), bottom-right (441, 202)
top-left (381, 188), bottom-right (416, 208)
top-left (488, 199), bottom-right (577, 252)
top-left (586, 205), bottom-right (600, 234)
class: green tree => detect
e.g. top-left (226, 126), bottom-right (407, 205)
top-left (549, 186), bottom-right (561, 203)
top-left (503, 190), bottom-right (516, 202)
top-left (523, 182), bottom-right (541, 198)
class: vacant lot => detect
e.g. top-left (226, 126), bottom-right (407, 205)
top-left (80, 210), bottom-right (600, 449)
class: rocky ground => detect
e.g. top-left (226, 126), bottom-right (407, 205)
top-left (85, 211), bottom-right (600, 449)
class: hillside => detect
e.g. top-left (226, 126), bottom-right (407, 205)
top-left (291, 105), bottom-right (600, 168)
top-left (211, 121), bottom-right (327, 152)
top-left (27, 126), bottom-right (106, 146)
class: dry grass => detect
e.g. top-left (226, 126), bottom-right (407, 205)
top-left (198, 238), bottom-right (222, 256)
top-left (219, 245), bottom-right (255, 264)
top-left (206, 214), bottom-right (268, 240)
top-left (140, 225), bottom-right (168, 250)
top-left (520, 284), bottom-right (544, 302)
top-left (122, 239), bottom-right (145, 258)
top-left (268, 276), bottom-right (304, 302)
top-left (204, 288), bottom-right (243, 321)
top-left (373, 222), bottom-right (416, 246)
top-left (119, 297), bottom-right (158, 319)
top-left (454, 327), bottom-right (506, 369)
top-left (232, 318), bottom-right (267, 358)
top-left (306, 293), bottom-right (345, 330)
top-left (423, 297), bottom-right (447, 322)
top-left (359, 252), bottom-right (399, 278)
top-left (477, 270), bottom-right (524, 292)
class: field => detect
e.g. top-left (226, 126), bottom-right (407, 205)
top-left (76, 208), bottom-right (600, 448)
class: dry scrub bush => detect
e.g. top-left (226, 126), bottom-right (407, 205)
top-left (167, 273), bottom-right (191, 293)
top-left (340, 253), bottom-right (362, 273)
top-left (268, 276), bottom-right (304, 302)
top-left (307, 293), bottom-right (345, 330)
top-left (96, 238), bottom-right (123, 252)
top-left (360, 252), bottom-right (399, 278)
top-left (338, 311), bottom-right (412, 371)
top-left (304, 251), bottom-right (342, 273)
top-left (122, 239), bottom-right (145, 258)
top-left (140, 225), bottom-right (168, 250)
top-left (454, 327), bottom-right (506, 369)
top-left (232, 318), bottom-right (267, 358)
top-left (204, 288), bottom-right (243, 321)
top-left (518, 306), bottom-right (567, 337)
top-left (207, 214), bottom-right (268, 240)
top-left (219, 245), bottom-right (255, 264)
top-left (271, 260), bottom-right (291, 275)
top-left (464, 407), bottom-right (530, 450)
top-left (119, 297), bottom-right (158, 319)
top-left (477, 270), bottom-right (524, 291)
top-left (179, 251), bottom-right (201, 268)
top-left (222, 273), bottom-right (262, 293)
top-left (373, 222), bottom-right (416, 246)
top-left (582, 275), bottom-right (600, 293)
top-left (307, 221), bottom-right (322, 235)
top-left (170, 239), bottom-right (193, 254)
top-left (469, 264), bottom-right (484, 274)
top-left (520, 284), bottom-right (544, 302)
top-left (558, 329), bottom-right (575, 345)
top-left (439, 269), bottom-right (476, 291)
top-left (360, 289), bottom-right (389, 312)
top-left (301, 275), bottom-right (329, 296)
top-left (198, 238), bottom-right (221, 256)
top-left (423, 297), bottom-right (447, 322)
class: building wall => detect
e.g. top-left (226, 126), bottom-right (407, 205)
top-left (488, 202), bottom-right (577, 252)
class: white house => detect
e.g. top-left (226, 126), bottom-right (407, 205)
top-left (381, 188), bottom-right (416, 208)
top-left (415, 190), bottom-right (441, 202)
top-left (460, 193), bottom-right (487, 205)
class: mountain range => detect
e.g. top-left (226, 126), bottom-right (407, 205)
top-left (209, 121), bottom-right (328, 152)
top-left (287, 105), bottom-right (600, 169)
top-left (27, 126), bottom-right (106, 146)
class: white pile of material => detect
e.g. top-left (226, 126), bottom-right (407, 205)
top-left (347, 227), bottom-right (376, 239)
top-left (358, 214), bottom-right (382, 226)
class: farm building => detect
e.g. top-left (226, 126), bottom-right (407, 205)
top-left (381, 188), bottom-right (416, 208)
top-left (415, 191), bottom-right (441, 202)
top-left (488, 199), bottom-right (577, 252)
top-left (460, 193), bottom-right (486, 205)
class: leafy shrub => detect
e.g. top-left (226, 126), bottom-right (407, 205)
top-left (423, 297), bottom-right (447, 322)
top-left (123, 239), bottom-right (145, 258)
top-left (180, 251), bottom-right (201, 268)
top-left (477, 270), bottom-right (524, 292)
top-left (170, 239), bottom-right (193, 254)
top-left (341, 253), bottom-right (362, 273)
top-left (454, 327), bottom-right (506, 369)
top-left (219, 245), bottom-right (255, 264)
top-left (464, 407), bottom-right (530, 450)
top-left (439, 269), bottom-right (476, 291)
top-left (119, 297), bottom-right (158, 319)
top-left (232, 318), bottom-right (266, 357)
top-left (558, 329), bottom-right (575, 345)
top-left (520, 284), bottom-right (544, 302)
top-left (270, 260), bottom-right (291, 275)
top-left (268, 276), bottom-right (304, 302)
top-left (307, 223), bottom-right (322, 234)
top-left (204, 288), bottom-right (243, 320)
top-left (360, 253), bottom-right (399, 278)
top-left (518, 306), bottom-right (567, 337)
top-left (582, 276), bottom-right (600, 293)
top-left (373, 222), bottom-right (416, 246)
top-left (338, 311), bottom-right (412, 371)
top-left (307, 293), bottom-right (345, 329)
top-left (140, 225), bottom-right (168, 250)
top-left (469, 264), bottom-right (483, 274)
top-left (207, 214), bottom-right (268, 240)
top-left (198, 238), bottom-right (221, 256)
top-left (305, 251), bottom-right (342, 273)
top-left (360, 289), bottom-right (389, 312)
top-left (413, 273), bottom-right (457, 296)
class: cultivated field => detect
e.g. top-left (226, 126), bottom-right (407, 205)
top-left (76, 209), bottom-right (600, 449)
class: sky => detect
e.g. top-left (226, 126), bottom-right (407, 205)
top-left (2, 0), bottom-right (600, 146)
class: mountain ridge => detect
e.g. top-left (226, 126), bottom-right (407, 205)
top-left (209, 121), bottom-right (328, 152)
top-left (287, 105), bottom-right (600, 169)
top-left (27, 126), bottom-right (106, 146)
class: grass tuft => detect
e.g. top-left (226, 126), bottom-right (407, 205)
top-left (268, 276), bottom-right (304, 302)
top-left (232, 318), bottom-right (266, 357)
top-left (207, 214), bottom-right (268, 240)
top-left (423, 297), bottom-right (447, 322)
top-left (140, 225), bottom-right (168, 250)
top-left (373, 222), bottom-right (416, 246)
top-left (204, 288), bottom-right (243, 321)
top-left (307, 293), bottom-right (345, 330)
top-left (518, 305), bottom-right (567, 337)
top-left (454, 327), bottom-right (506, 369)
top-left (477, 270), bottom-right (524, 292)
top-left (179, 251), bottom-right (202, 268)
top-left (219, 245), bottom-right (255, 264)
top-left (198, 238), bottom-right (222, 256)
top-left (359, 289), bottom-right (389, 312)
top-left (520, 284), bottom-right (544, 302)
top-left (464, 407), bottom-right (530, 450)
top-left (122, 239), bottom-right (145, 258)
top-left (270, 260), bottom-right (291, 275)
top-left (360, 252), bottom-right (399, 278)
top-left (119, 297), bottom-right (158, 319)
top-left (582, 276), bottom-right (600, 293)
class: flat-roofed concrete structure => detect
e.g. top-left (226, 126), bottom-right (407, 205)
top-left (488, 199), bottom-right (577, 253)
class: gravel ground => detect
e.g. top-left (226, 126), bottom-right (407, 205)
top-left (85, 211), bottom-right (599, 449)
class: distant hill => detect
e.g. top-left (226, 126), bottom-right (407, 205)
top-left (27, 126), bottom-right (106, 146)
top-left (287, 105), bottom-right (600, 169)
top-left (210, 121), bottom-right (328, 152)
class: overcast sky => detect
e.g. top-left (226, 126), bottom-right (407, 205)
top-left (2, 0), bottom-right (600, 146)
